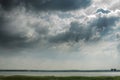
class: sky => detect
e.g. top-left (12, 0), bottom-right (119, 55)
top-left (0, 0), bottom-right (120, 70)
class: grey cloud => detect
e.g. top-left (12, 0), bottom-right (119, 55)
top-left (0, 6), bottom-right (120, 50)
top-left (91, 16), bottom-right (120, 36)
top-left (0, 0), bottom-right (92, 11)
top-left (49, 12), bottom-right (120, 43)
top-left (0, 0), bottom-right (92, 49)
top-left (49, 22), bottom-right (92, 43)
top-left (0, 14), bottom-right (49, 48)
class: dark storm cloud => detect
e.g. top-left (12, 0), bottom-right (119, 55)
top-left (0, 0), bottom-right (92, 11)
top-left (96, 8), bottom-right (111, 14)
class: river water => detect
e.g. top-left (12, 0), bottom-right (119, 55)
top-left (0, 72), bottom-right (120, 76)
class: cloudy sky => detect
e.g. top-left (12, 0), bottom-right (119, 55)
top-left (0, 0), bottom-right (120, 70)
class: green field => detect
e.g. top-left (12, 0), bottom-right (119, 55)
top-left (0, 76), bottom-right (120, 80)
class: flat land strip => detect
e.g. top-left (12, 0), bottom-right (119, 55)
top-left (0, 76), bottom-right (120, 80)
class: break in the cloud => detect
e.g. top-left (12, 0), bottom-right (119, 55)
top-left (0, 0), bottom-right (120, 70)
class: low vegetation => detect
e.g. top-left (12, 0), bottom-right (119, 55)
top-left (0, 76), bottom-right (120, 80)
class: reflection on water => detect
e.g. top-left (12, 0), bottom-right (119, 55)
top-left (1, 72), bottom-right (120, 76)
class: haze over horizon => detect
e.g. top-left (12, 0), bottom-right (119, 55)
top-left (0, 0), bottom-right (120, 70)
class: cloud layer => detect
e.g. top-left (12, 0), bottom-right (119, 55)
top-left (0, 0), bottom-right (93, 49)
top-left (0, 0), bottom-right (120, 70)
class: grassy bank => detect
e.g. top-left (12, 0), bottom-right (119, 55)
top-left (0, 76), bottom-right (120, 80)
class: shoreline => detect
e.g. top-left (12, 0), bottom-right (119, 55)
top-left (0, 70), bottom-right (119, 72)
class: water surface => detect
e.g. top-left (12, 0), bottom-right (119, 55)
top-left (1, 72), bottom-right (120, 76)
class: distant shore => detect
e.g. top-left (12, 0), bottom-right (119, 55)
top-left (0, 69), bottom-right (120, 72)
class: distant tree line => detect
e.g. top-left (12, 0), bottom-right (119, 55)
top-left (111, 69), bottom-right (117, 71)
